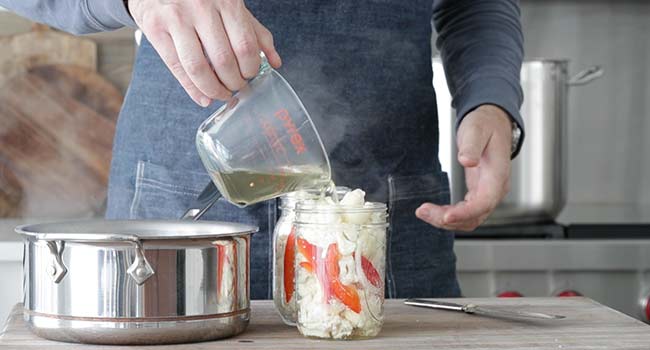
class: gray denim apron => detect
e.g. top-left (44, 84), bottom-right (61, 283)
top-left (106, 0), bottom-right (460, 299)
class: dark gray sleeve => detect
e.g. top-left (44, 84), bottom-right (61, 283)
top-left (1, 0), bottom-right (136, 34)
top-left (432, 0), bottom-right (525, 156)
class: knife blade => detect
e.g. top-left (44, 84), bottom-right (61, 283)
top-left (404, 299), bottom-right (565, 321)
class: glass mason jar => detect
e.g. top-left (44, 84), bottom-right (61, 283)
top-left (272, 188), bottom-right (349, 326)
top-left (293, 201), bottom-right (388, 339)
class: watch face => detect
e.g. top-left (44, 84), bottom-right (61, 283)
top-left (511, 122), bottom-right (522, 156)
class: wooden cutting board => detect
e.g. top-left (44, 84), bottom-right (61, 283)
top-left (0, 24), bottom-right (96, 85)
top-left (0, 64), bottom-right (122, 218)
top-left (1, 298), bottom-right (649, 349)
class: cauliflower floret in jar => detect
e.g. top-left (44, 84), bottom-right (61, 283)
top-left (337, 226), bottom-right (357, 255)
top-left (273, 188), bottom-right (352, 327)
top-left (303, 208), bottom-right (341, 225)
top-left (342, 225), bottom-right (359, 242)
top-left (327, 300), bottom-right (354, 338)
top-left (367, 203), bottom-right (387, 224)
top-left (300, 225), bottom-right (337, 250)
top-left (340, 189), bottom-right (366, 207)
top-left (297, 269), bottom-right (321, 301)
top-left (361, 231), bottom-right (384, 264)
top-left (343, 308), bottom-right (363, 328)
top-left (338, 255), bottom-right (357, 285)
top-left (295, 189), bottom-right (387, 340)
top-left (340, 190), bottom-right (371, 224)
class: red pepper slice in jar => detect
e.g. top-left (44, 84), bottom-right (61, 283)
top-left (297, 238), bottom-right (331, 301)
top-left (297, 240), bottom-right (361, 311)
top-left (299, 261), bottom-right (315, 273)
top-left (361, 256), bottom-right (382, 288)
top-left (330, 279), bottom-right (361, 313)
top-left (325, 243), bottom-right (340, 279)
top-left (325, 244), bottom-right (361, 313)
top-left (352, 252), bottom-right (383, 289)
top-left (283, 227), bottom-right (296, 303)
top-left (297, 237), bottom-right (317, 264)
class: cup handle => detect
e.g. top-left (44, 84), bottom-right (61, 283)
top-left (257, 52), bottom-right (271, 76)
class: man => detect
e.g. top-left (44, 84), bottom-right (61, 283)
top-left (2, 0), bottom-right (524, 299)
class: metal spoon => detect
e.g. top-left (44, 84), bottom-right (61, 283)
top-left (181, 182), bottom-right (222, 220)
top-left (404, 299), bottom-right (566, 321)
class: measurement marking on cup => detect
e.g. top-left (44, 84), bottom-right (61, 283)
top-left (275, 108), bottom-right (306, 155)
top-left (260, 119), bottom-right (287, 160)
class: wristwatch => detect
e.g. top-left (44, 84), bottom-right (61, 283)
top-left (511, 120), bottom-right (522, 157)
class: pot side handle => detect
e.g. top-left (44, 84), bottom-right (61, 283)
top-left (567, 65), bottom-right (604, 86)
top-left (36, 233), bottom-right (155, 285)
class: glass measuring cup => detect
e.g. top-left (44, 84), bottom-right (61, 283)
top-left (196, 57), bottom-right (331, 207)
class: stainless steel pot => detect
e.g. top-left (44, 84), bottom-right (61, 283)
top-left (434, 57), bottom-right (603, 225)
top-left (16, 183), bottom-right (258, 345)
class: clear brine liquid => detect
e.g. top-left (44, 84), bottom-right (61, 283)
top-left (320, 180), bottom-right (339, 203)
top-left (215, 170), bottom-right (331, 206)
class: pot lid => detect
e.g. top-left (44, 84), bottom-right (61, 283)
top-left (16, 220), bottom-right (258, 241)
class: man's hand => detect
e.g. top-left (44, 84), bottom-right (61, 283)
top-left (416, 104), bottom-right (513, 231)
top-left (129, 0), bottom-right (282, 107)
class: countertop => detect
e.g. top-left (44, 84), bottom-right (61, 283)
top-left (558, 203), bottom-right (650, 224)
top-left (1, 298), bottom-right (649, 349)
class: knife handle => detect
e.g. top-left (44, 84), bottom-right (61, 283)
top-left (404, 299), bottom-right (464, 312)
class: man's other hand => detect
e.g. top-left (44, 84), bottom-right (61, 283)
top-left (416, 104), bottom-right (513, 231)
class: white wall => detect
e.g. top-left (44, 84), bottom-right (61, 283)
top-left (0, 239), bottom-right (24, 323)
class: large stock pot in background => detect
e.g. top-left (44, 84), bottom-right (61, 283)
top-left (434, 57), bottom-right (603, 225)
top-left (17, 220), bottom-right (256, 345)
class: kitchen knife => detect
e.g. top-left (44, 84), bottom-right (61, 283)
top-left (404, 299), bottom-right (565, 321)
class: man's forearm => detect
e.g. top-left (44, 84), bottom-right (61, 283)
top-left (1, 0), bottom-right (135, 35)
top-left (432, 0), bottom-right (524, 156)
